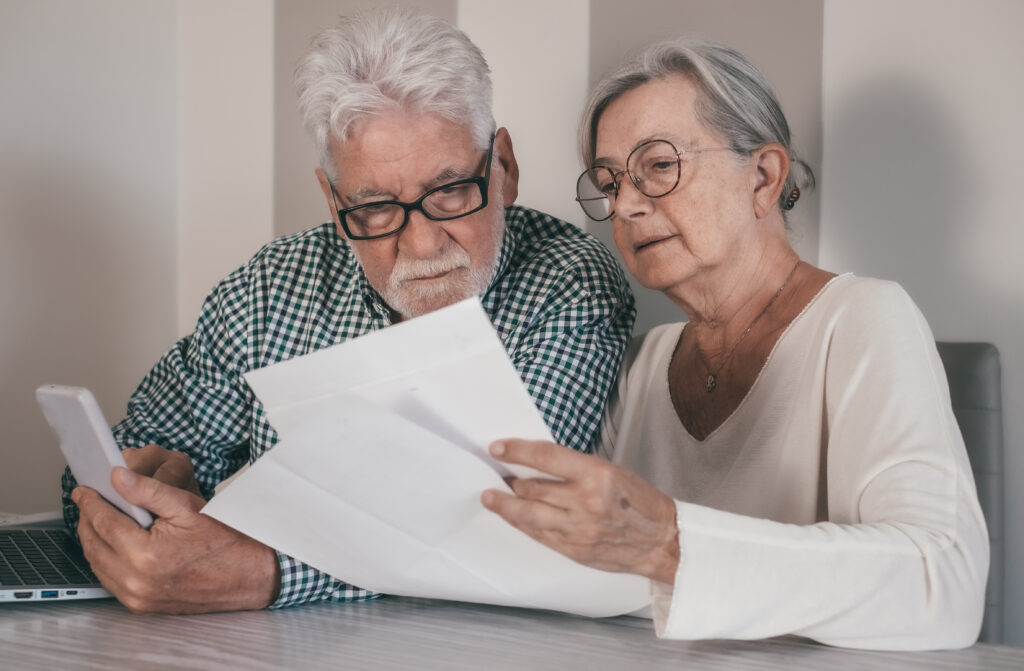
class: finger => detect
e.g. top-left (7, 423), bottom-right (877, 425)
top-left (75, 509), bottom-right (147, 606)
top-left (481, 488), bottom-right (571, 538)
top-left (73, 486), bottom-right (141, 567)
top-left (122, 445), bottom-right (199, 492)
top-left (151, 457), bottom-right (201, 495)
top-left (111, 467), bottom-right (203, 520)
top-left (489, 439), bottom-right (596, 480)
top-left (75, 510), bottom-right (118, 580)
top-left (507, 476), bottom-right (574, 510)
top-left (120, 445), bottom-right (168, 477)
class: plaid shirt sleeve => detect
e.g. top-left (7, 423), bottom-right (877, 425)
top-left (505, 263), bottom-right (635, 453)
top-left (488, 207), bottom-right (636, 454)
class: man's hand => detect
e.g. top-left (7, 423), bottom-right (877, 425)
top-left (481, 439), bottom-right (680, 585)
top-left (121, 444), bottom-right (202, 497)
top-left (72, 467), bottom-right (280, 614)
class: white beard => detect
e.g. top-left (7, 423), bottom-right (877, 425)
top-left (356, 203), bottom-right (506, 320)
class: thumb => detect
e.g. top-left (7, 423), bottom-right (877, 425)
top-left (112, 466), bottom-right (203, 519)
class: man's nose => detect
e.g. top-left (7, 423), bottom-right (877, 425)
top-left (397, 209), bottom-right (447, 258)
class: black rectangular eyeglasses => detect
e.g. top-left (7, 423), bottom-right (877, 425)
top-left (330, 134), bottom-right (494, 240)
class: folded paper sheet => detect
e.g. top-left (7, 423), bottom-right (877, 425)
top-left (202, 298), bottom-right (650, 617)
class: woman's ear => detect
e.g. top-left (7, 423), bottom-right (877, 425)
top-left (494, 127), bottom-right (519, 206)
top-left (751, 143), bottom-right (790, 219)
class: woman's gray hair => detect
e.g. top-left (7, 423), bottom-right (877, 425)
top-left (295, 8), bottom-right (495, 181)
top-left (580, 38), bottom-right (814, 214)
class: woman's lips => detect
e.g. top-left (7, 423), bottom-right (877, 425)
top-left (634, 235), bottom-right (675, 252)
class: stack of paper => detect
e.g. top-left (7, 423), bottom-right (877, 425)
top-left (202, 298), bottom-right (649, 617)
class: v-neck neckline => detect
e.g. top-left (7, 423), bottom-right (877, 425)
top-left (667, 273), bottom-right (851, 443)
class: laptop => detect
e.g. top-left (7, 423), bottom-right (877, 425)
top-left (0, 514), bottom-right (111, 603)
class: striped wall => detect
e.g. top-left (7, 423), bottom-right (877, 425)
top-left (2, 0), bottom-right (1019, 645)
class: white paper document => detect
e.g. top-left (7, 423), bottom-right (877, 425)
top-left (202, 298), bottom-right (650, 617)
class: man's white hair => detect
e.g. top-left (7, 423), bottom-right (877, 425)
top-left (295, 7), bottom-right (496, 181)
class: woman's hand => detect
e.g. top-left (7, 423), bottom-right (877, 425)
top-left (481, 439), bottom-right (680, 585)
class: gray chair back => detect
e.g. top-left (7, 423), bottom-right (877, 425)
top-left (936, 342), bottom-right (1003, 643)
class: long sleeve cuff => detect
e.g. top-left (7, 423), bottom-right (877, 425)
top-left (269, 550), bottom-right (380, 609)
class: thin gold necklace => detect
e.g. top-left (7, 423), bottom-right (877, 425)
top-left (695, 259), bottom-right (801, 393)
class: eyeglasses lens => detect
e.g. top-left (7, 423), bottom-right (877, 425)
top-left (627, 140), bottom-right (681, 199)
top-left (422, 182), bottom-right (484, 219)
top-left (344, 181), bottom-right (485, 238)
top-left (346, 204), bottom-right (405, 238)
top-left (575, 140), bottom-right (683, 221)
top-left (576, 169), bottom-right (613, 221)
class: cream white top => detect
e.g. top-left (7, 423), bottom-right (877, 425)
top-left (599, 274), bottom-right (988, 650)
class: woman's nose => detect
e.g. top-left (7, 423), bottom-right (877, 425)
top-left (613, 175), bottom-right (654, 219)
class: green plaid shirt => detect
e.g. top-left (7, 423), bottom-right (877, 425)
top-left (62, 204), bottom-right (635, 608)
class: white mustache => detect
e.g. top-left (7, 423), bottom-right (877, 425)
top-left (390, 248), bottom-right (471, 283)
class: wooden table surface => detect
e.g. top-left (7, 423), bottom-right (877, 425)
top-left (1, 595), bottom-right (1021, 670)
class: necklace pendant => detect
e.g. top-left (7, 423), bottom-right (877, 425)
top-left (705, 374), bottom-right (717, 393)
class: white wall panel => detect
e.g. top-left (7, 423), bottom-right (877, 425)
top-left (458, 0), bottom-right (591, 228)
top-left (178, 0), bottom-right (274, 333)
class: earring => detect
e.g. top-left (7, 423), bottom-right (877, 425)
top-left (783, 186), bottom-right (800, 210)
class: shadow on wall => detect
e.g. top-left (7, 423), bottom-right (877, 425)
top-left (821, 74), bottom-right (981, 317)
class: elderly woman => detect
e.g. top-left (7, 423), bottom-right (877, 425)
top-left (481, 39), bottom-right (988, 650)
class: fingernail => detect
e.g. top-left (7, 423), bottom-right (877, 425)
top-left (490, 442), bottom-right (505, 457)
top-left (481, 490), bottom-right (495, 506)
top-left (115, 467), bottom-right (137, 486)
top-left (71, 487), bottom-right (82, 504)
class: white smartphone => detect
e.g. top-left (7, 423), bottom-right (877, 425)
top-left (36, 385), bottom-right (154, 529)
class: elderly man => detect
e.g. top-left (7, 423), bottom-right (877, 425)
top-left (61, 9), bottom-right (634, 614)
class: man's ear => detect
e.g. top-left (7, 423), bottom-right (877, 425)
top-left (494, 127), bottom-right (519, 206)
top-left (316, 167), bottom-right (346, 237)
top-left (751, 143), bottom-right (789, 219)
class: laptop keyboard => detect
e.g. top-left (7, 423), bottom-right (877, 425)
top-left (0, 529), bottom-right (99, 586)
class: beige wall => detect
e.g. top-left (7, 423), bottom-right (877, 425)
top-left (459, 0), bottom-right (591, 228)
top-left (0, 0), bottom-right (178, 513)
top-left (820, 0), bottom-right (1024, 644)
top-left (177, 0), bottom-right (275, 333)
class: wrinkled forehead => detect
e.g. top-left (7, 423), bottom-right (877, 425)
top-left (594, 74), bottom-right (709, 163)
top-left (328, 111), bottom-right (479, 194)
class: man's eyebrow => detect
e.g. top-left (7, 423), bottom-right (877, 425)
top-left (424, 166), bottom-right (474, 188)
top-left (348, 186), bottom-right (394, 203)
top-left (342, 164), bottom-right (475, 205)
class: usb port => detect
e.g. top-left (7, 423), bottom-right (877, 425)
top-left (14, 591), bottom-right (33, 599)
top-left (41, 590), bottom-right (59, 599)
top-left (66, 590), bottom-right (78, 596)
